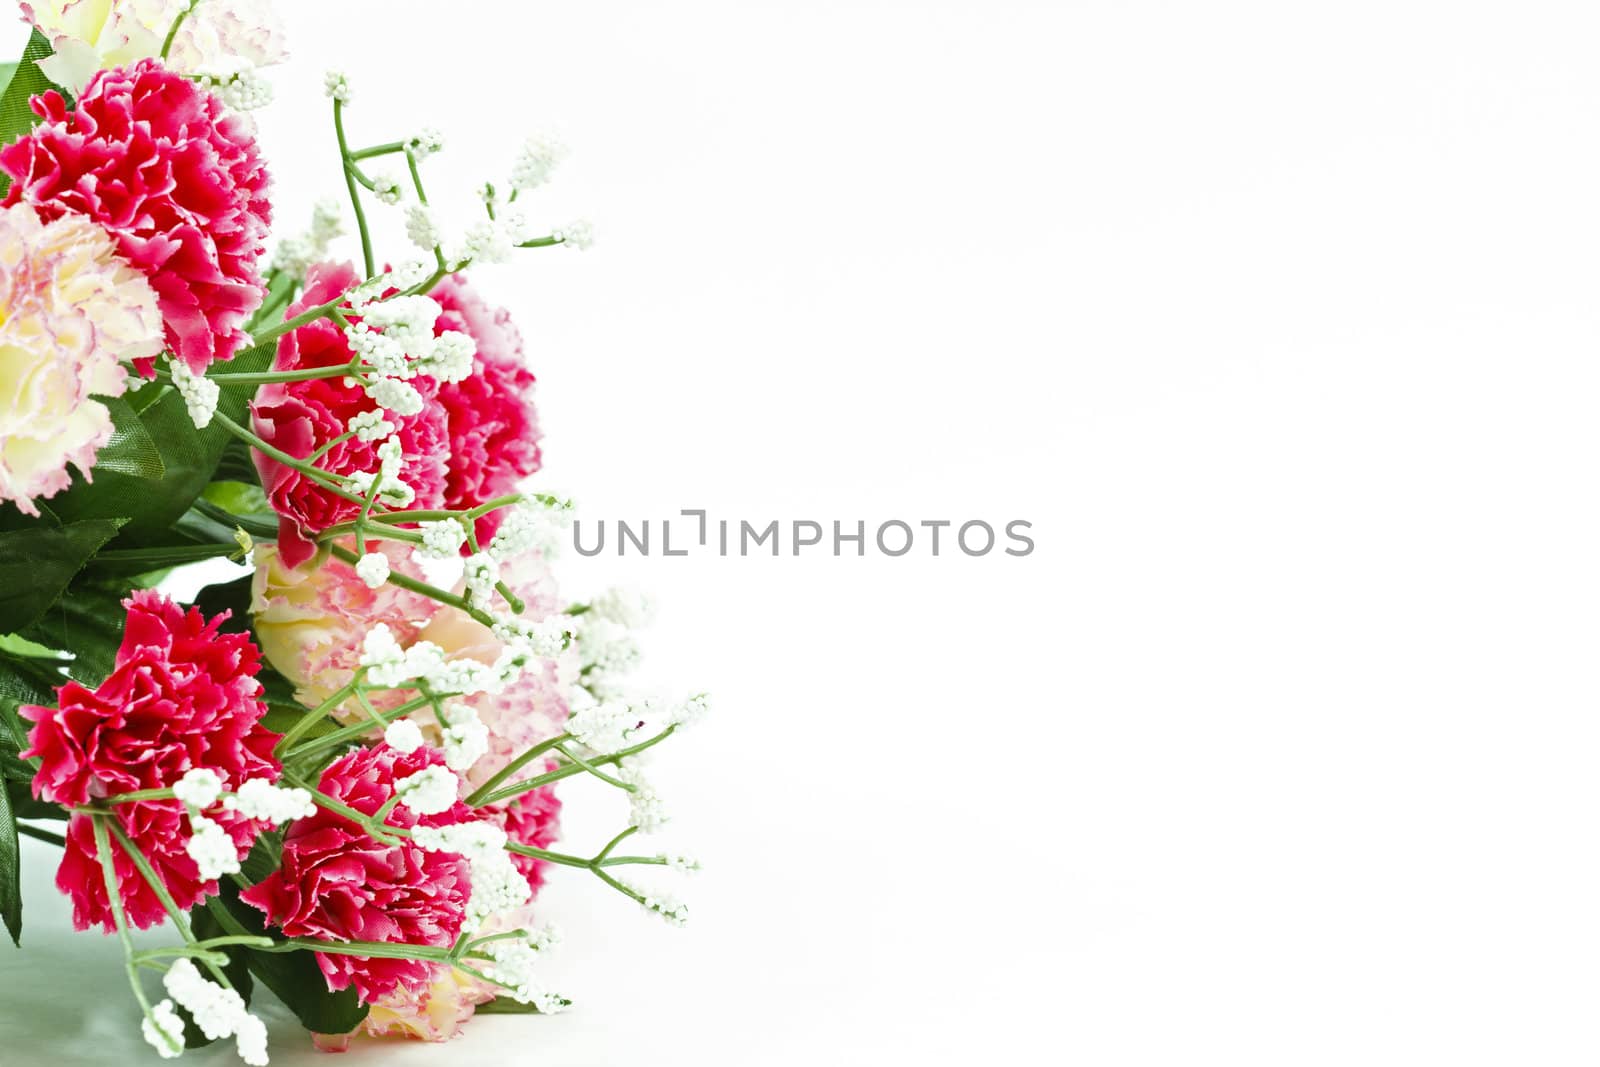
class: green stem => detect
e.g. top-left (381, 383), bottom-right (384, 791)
top-left (192, 499), bottom-right (279, 541)
top-left (205, 360), bottom-right (360, 387)
top-left (307, 429), bottom-right (357, 465)
top-left (590, 864), bottom-right (651, 907)
top-left (464, 733), bottom-right (570, 806)
top-left (479, 727), bottom-right (676, 806)
top-left (328, 543), bottom-right (496, 626)
top-left (518, 236), bottom-right (563, 248)
top-left (554, 743), bottom-right (632, 789)
top-left (247, 293), bottom-right (346, 349)
top-left (284, 693), bottom-right (437, 762)
top-left (349, 141), bottom-right (407, 161)
top-left (92, 816), bottom-right (158, 1023)
top-left (593, 825), bottom-right (638, 864)
top-left (160, 0), bottom-right (200, 61)
top-left (106, 788), bottom-right (177, 804)
top-left (17, 823), bottom-right (64, 847)
top-left (333, 99), bottom-right (375, 277)
top-left (275, 679), bottom-right (361, 756)
top-left (91, 544), bottom-right (242, 566)
top-left (367, 493), bottom-right (523, 527)
top-left (212, 411), bottom-right (368, 507)
top-left (318, 521), bottom-right (423, 545)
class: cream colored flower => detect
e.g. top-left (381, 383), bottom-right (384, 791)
top-left (250, 540), bottom-right (438, 714)
top-left (21, 0), bottom-right (287, 92)
top-left (0, 203), bottom-right (162, 515)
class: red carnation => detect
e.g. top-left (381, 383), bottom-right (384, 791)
top-left (0, 59), bottom-right (272, 376)
top-left (431, 273), bottom-right (542, 545)
top-left (240, 745), bottom-right (473, 1004)
top-left (19, 590), bottom-right (283, 931)
top-left (57, 801), bottom-right (265, 932)
top-left (251, 262), bottom-right (450, 567)
top-left (20, 590), bottom-right (279, 806)
top-left (496, 778), bottom-right (562, 895)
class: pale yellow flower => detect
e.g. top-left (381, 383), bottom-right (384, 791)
top-left (0, 203), bottom-right (162, 515)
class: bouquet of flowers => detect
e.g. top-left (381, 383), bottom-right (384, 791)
top-left (0, 3), bottom-right (706, 1062)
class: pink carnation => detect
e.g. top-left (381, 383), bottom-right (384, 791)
top-left (20, 590), bottom-right (279, 807)
top-left (251, 262), bottom-right (449, 567)
top-left (420, 549), bottom-right (574, 792)
top-left (0, 59), bottom-right (272, 376)
top-left (430, 274), bottom-right (542, 545)
top-left (250, 539), bottom-right (442, 716)
top-left (56, 800), bottom-right (265, 932)
top-left (239, 745), bottom-right (473, 1004)
top-left (18, 590), bottom-right (282, 931)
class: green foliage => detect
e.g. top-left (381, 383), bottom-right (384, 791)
top-left (0, 647), bottom-right (63, 948)
top-left (0, 519), bottom-right (128, 636)
top-left (28, 343), bottom-right (274, 544)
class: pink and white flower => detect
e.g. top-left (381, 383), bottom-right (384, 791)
top-left (0, 202), bottom-right (162, 514)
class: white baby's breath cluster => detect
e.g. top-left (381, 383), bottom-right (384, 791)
top-left (404, 204), bottom-right (440, 251)
top-left (575, 614), bottom-right (642, 696)
top-left (438, 703), bottom-right (490, 772)
top-left (408, 127), bottom-right (446, 162)
top-left (411, 820), bottom-right (532, 928)
top-left (566, 699), bottom-right (645, 754)
top-left (355, 551), bottom-right (391, 589)
top-left (271, 199), bottom-right (343, 276)
top-left (383, 717), bottom-right (425, 754)
top-left (589, 586), bottom-right (656, 629)
top-left (169, 358), bottom-right (220, 428)
top-left (414, 518), bottom-right (469, 560)
top-left (618, 757), bottom-right (669, 833)
top-left (462, 551), bottom-right (500, 603)
top-left (511, 135), bottom-right (567, 191)
top-left (199, 68), bottom-right (274, 112)
top-left (554, 219), bottom-right (595, 250)
top-left (347, 435), bottom-right (416, 505)
top-left (394, 764), bottom-right (460, 816)
top-left (160, 959), bottom-right (270, 1065)
top-left (347, 409), bottom-right (394, 443)
top-left (372, 171), bottom-right (403, 205)
top-left (172, 773), bottom-right (311, 878)
top-left (223, 778), bottom-right (317, 822)
top-left (480, 933), bottom-right (568, 1012)
top-left (141, 999), bottom-right (186, 1059)
top-left (323, 69), bottom-right (352, 104)
top-left (173, 768), bottom-right (223, 810)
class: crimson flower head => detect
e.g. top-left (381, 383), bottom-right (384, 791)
top-left (240, 744), bottom-right (473, 1004)
top-left (19, 590), bottom-right (284, 931)
top-left (251, 261), bottom-right (450, 568)
top-left (21, 589), bottom-right (279, 806)
top-left (0, 58), bottom-right (272, 376)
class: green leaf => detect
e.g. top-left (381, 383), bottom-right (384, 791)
top-left (0, 768), bottom-right (18, 946)
top-left (33, 343), bottom-right (275, 544)
top-left (0, 518), bottom-right (127, 636)
top-left (92, 398), bottom-right (166, 480)
top-left (203, 480), bottom-right (270, 519)
top-left (192, 574), bottom-right (256, 631)
top-left (0, 30), bottom-right (62, 160)
top-left (20, 577), bottom-right (128, 685)
top-left (0, 62), bottom-right (19, 99)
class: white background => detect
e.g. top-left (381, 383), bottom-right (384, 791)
top-left (3, 1), bottom-right (1600, 1064)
